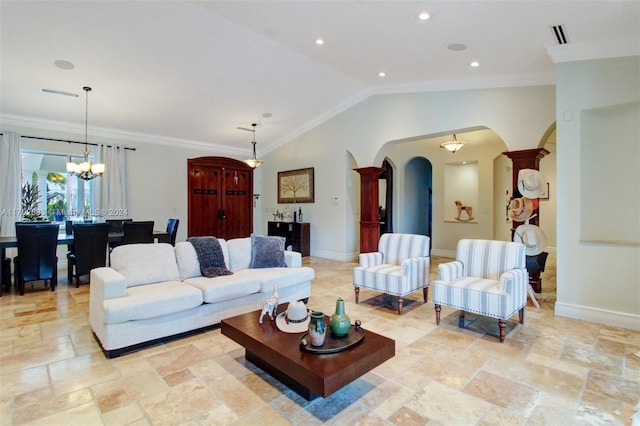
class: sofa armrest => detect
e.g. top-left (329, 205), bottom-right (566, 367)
top-left (499, 268), bottom-right (529, 293)
top-left (437, 260), bottom-right (464, 281)
top-left (90, 267), bottom-right (128, 300)
top-left (284, 250), bottom-right (302, 268)
top-left (359, 252), bottom-right (383, 267)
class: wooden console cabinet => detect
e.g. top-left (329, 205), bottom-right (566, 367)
top-left (268, 221), bottom-right (310, 257)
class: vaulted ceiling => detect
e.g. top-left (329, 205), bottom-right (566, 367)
top-left (1, 1), bottom-right (638, 157)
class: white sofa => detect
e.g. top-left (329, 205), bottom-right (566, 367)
top-left (89, 237), bottom-right (314, 357)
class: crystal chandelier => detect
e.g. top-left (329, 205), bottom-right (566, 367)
top-left (243, 123), bottom-right (264, 168)
top-left (66, 86), bottom-right (105, 180)
top-left (440, 134), bottom-right (467, 154)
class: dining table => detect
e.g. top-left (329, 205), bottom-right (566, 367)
top-left (0, 229), bottom-right (170, 291)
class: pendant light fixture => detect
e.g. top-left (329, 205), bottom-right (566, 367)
top-left (243, 123), bottom-right (263, 168)
top-left (440, 134), bottom-right (467, 154)
top-left (66, 86), bottom-right (105, 180)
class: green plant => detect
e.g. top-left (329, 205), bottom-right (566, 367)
top-left (21, 172), bottom-right (47, 221)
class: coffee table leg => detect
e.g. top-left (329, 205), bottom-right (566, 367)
top-left (245, 350), bottom-right (320, 401)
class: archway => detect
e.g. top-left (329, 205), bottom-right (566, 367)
top-left (403, 157), bottom-right (432, 237)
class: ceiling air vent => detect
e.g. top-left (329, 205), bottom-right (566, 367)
top-left (551, 25), bottom-right (568, 45)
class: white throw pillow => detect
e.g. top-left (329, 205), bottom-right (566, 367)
top-left (174, 241), bottom-right (201, 280)
top-left (226, 237), bottom-right (252, 272)
top-left (110, 243), bottom-right (180, 287)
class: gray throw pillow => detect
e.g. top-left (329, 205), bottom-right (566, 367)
top-left (250, 235), bottom-right (287, 268)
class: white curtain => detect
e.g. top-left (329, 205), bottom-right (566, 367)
top-left (96, 144), bottom-right (127, 219)
top-left (0, 132), bottom-right (21, 237)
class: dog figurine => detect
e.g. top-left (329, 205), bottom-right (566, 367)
top-left (259, 284), bottom-right (278, 324)
top-left (455, 200), bottom-right (474, 221)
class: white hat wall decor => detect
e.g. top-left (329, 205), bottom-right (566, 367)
top-left (517, 169), bottom-right (547, 199)
top-left (508, 197), bottom-right (535, 222)
top-left (513, 224), bottom-right (548, 256)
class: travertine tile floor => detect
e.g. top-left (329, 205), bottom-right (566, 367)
top-left (1, 254), bottom-right (639, 425)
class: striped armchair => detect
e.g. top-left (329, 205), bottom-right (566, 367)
top-left (353, 233), bottom-right (430, 314)
top-left (432, 239), bottom-right (528, 342)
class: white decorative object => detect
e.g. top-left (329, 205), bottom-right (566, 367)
top-left (259, 284), bottom-right (279, 324)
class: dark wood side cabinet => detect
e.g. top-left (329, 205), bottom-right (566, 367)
top-left (188, 157), bottom-right (253, 240)
top-left (268, 221), bottom-right (310, 257)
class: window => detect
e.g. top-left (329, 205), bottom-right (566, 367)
top-left (21, 151), bottom-right (95, 222)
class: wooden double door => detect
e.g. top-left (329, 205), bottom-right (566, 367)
top-left (188, 157), bottom-right (253, 240)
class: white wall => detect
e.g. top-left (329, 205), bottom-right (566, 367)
top-left (555, 55), bottom-right (640, 330)
top-left (493, 154), bottom-right (513, 242)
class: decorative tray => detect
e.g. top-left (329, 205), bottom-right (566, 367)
top-left (299, 324), bottom-right (365, 354)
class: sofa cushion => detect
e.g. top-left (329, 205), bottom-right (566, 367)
top-left (103, 281), bottom-right (203, 324)
top-left (234, 266), bottom-right (315, 294)
top-left (110, 243), bottom-right (180, 287)
top-left (250, 235), bottom-right (286, 268)
top-left (175, 240), bottom-right (229, 280)
top-left (227, 237), bottom-right (252, 272)
top-left (183, 275), bottom-right (261, 303)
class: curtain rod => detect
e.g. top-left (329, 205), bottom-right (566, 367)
top-left (0, 133), bottom-right (136, 151)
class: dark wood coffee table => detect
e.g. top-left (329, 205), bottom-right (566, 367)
top-left (221, 306), bottom-right (395, 400)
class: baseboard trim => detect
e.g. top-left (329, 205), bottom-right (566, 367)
top-left (431, 249), bottom-right (456, 258)
top-left (555, 302), bottom-right (640, 331)
top-left (311, 249), bottom-right (357, 262)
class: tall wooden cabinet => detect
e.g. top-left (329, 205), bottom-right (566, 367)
top-left (188, 157), bottom-right (253, 240)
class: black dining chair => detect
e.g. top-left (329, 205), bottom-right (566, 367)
top-left (13, 222), bottom-right (59, 295)
top-left (1, 225), bottom-right (10, 295)
top-left (166, 218), bottom-right (179, 246)
top-left (67, 223), bottom-right (110, 288)
top-left (106, 218), bottom-right (133, 234)
top-left (122, 221), bottom-right (155, 244)
top-left (1, 256), bottom-right (10, 295)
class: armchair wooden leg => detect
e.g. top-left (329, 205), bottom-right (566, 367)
top-left (498, 319), bottom-right (506, 343)
top-left (422, 287), bottom-right (428, 303)
top-left (435, 304), bottom-right (441, 325)
top-left (354, 286), bottom-right (360, 304)
top-left (518, 307), bottom-right (525, 324)
top-left (397, 297), bottom-right (404, 315)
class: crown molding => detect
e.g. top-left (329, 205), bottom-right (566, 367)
top-left (547, 38), bottom-right (640, 63)
top-left (368, 72), bottom-right (556, 95)
top-left (0, 114), bottom-right (246, 155)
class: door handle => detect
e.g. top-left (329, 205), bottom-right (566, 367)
top-left (218, 209), bottom-right (226, 220)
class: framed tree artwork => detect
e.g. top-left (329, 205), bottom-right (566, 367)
top-left (278, 167), bottom-right (314, 203)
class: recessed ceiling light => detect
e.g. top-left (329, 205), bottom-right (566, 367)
top-left (315, 38), bottom-right (324, 45)
top-left (378, 72), bottom-right (386, 77)
top-left (54, 59), bottom-right (74, 70)
top-left (418, 12), bottom-right (430, 20)
top-left (470, 61), bottom-right (480, 67)
top-left (447, 43), bottom-right (467, 51)
top-left (262, 112), bottom-right (273, 118)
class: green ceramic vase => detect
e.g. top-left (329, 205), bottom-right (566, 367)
top-left (309, 311), bottom-right (326, 346)
top-left (330, 298), bottom-right (350, 337)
